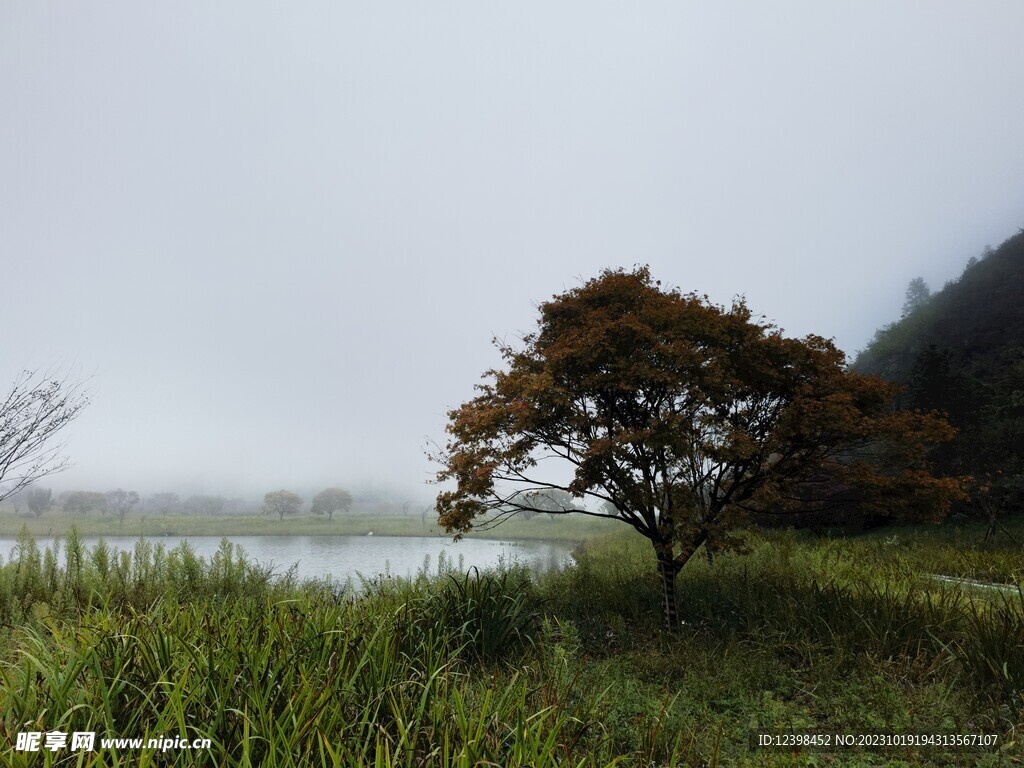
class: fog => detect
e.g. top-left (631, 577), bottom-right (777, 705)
top-left (2, 2), bottom-right (1023, 499)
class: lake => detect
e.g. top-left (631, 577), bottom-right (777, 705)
top-left (0, 534), bottom-right (575, 585)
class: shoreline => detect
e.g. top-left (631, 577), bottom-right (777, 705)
top-left (0, 511), bottom-right (618, 544)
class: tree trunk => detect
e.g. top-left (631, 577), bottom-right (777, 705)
top-left (657, 556), bottom-right (682, 632)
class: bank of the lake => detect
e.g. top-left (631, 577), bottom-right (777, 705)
top-left (0, 510), bottom-right (621, 542)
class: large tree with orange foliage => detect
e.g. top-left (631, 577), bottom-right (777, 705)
top-left (435, 268), bottom-right (964, 630)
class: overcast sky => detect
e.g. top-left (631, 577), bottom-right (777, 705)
top-left (2, 2), bottom-right (1023, 499)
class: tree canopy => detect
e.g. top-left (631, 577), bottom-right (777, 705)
top-left (435, 267), bottom-right (963, 629)
top-left (264, 490), bottom-right (302, 521)
top-left (901, 277), bottom-right (931, 317)
top-left (311, 488), bottom-right (353, 520)
top-left (26, 487), bottom-right (54, 518)
top-left (184, 495), bottom-right (226, 516)
top-left (61, 490), bottom-right (107, 516)
top-left (106, 489), bottom-right (140, 523)
top-left (148, 492), bottom-right (181, 516)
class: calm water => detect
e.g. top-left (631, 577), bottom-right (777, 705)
top-left (0, 534), bottom-right (574, 584)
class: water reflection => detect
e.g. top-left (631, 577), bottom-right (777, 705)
top-left (0, 534), bottom-right (575, 584)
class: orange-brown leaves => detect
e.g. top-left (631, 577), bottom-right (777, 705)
top-left (433, 267), bottom-right (966, 540)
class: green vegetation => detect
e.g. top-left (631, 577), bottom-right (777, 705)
top-left (0, 509), bottom-right (621, 542)
top-left (854, 231), bottom-right (1024, 515)
top-left (1, 524), bottom-right (1023, 766)
top-left (311, 488), bottom-right (354, 520)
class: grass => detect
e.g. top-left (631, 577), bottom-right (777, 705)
top-left (0, 522), bottom-right (1022, 765)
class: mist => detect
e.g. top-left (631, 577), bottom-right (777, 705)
top-left (3, 2), bottom-right (1024, 499)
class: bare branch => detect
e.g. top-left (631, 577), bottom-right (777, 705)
top-left (0, 369), bottom-right (89, 502)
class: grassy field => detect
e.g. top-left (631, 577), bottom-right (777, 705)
top-left (0, 521), bottom-right (1022, 766)
top-left (0, 509), bottom-right (621, 542)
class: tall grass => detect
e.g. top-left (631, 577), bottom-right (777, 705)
top-left (1, 525), bottom-right (1022, 766)
top-left (662, 532), bottom-right (1024, 701)
top-left (0, 529), bottom-right (645, 766)
top-left (2, 594), bottom-right (567, 766)
top-left (538, 528), bottom-right (1024, 762)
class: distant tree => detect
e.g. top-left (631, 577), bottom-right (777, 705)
top-left (523, 489), bottom-right (577, 512)
top-left (902, 277), bottom-right (931, 317)
top-left (106, 489), bottom-right (139, 523)
top-left (0, 369), bottom-right (88, 502)
top-left (7, 490), bottom-right (25, 516)
top-left (61, 490), bottom-right (107, 515)
top-left (264, 490), bottom-right (302, 521)
top-left (518, 490), bottom-right (578, 520)
top-left (184, 495), bottom-right (226, 516)
top-left (148, 492), bottom-right (180, 516)
top-left (25, 487), bottom-right (54, 518)
top-left (310, 488), bottom-right (352, 520)
top-left (223, 497), bottom-right (251, 515)
top-left (435, 267), bottom-right (964, 630)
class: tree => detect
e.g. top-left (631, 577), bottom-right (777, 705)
top-left (61, 490), bottom-right (107, 515)
top-left (907, 346), bottom-right (967, 416)
top-left (310, 488), bottom-right (352, 520)
top-left (148, 492), bottom-right (180, 516)
top-left (0, 369), bottom-right (88, 502)
top-left (523, 489), bottom-right (577, 512)
top-left (513, 489), bottom-right (578, 520)
top-left (264, 490), bottom-right (302, 520)
top-left (183, 495), bottom-right (226, 516)
top-left (106, 489), bottom-right (139, 523)
top-left (26, 487), bottom-right (54, 518)
top-left (901, 277), bottom-right (931, 317)
top-left (434, 268), bottom-right (964, 630)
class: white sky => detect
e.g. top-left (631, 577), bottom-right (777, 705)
top-left (2, 2), bottom-right (1023, 498)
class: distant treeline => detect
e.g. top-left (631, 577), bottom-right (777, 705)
top-left (0, 490), bottom-right (252, 519)
top-left (1, 487), bottom-right (423, 522)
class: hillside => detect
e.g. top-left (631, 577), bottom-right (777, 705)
top-left (855, 231), bottom-right (1024, 382)
top-left (853, 230), bottom-right (1024, 502)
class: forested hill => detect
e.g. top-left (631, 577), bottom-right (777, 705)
top-left (854, 231), bottom-right (1024, 383)
top-left (852, 229), bottom-right (1024, 494)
